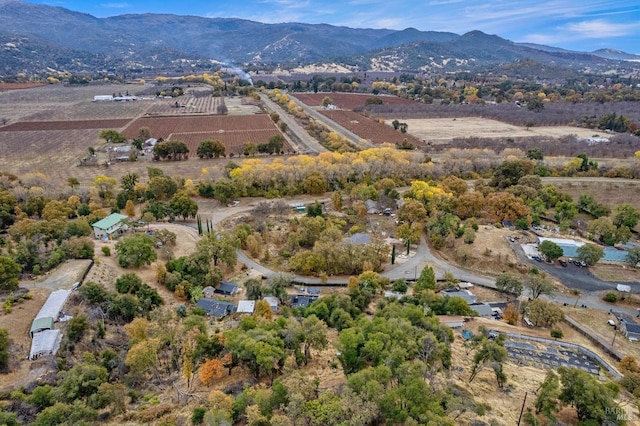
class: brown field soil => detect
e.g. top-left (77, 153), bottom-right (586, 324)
top-left (293, 92), bottom-right (419, 109)
top-left (317, 109), bottom-right (426, 147)
top-left (438, 225), bottom-right (530, 277)
top-left (548, 179), bottom-right (640, 213)
top-left (145, 96), bottom-right (224, 116)
top-left (397, 117), bottom-right (605, 144)
top-left (121, 114), bottom-right (278, 139)
top-left (169, 129), bottom-right (291, 157)
top-left (0, 118), bottom-right (132, 132)
top-left (0, 82), bottom-right (46, 90)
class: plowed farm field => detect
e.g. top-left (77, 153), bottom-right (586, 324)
top-left (293, 92), bottom-right (419, 109)
top-left (122, 114), bottom-right (278, 139)
top-left (318, 110), bottom-right (425, 148)
top-left (0, 119), bottom-right (132, 132)
top-left (170, 129), bottom-right (290, 157)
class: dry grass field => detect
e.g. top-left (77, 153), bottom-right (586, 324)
top-left (396, 117), bottom-right (605, 144)
top-left (293, 92), bottom-right (419, 109)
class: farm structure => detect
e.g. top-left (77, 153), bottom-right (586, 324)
top-left (122, 114), bottom-right (292, 157)
top-left (28, 289), bottom-right (72, 360)
top-left (293, 92), bottom-right (419, 109)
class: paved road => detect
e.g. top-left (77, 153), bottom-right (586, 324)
top-left (287, 94), bottom-right (373, 150)
top-left (258, 93), bottom-right (326, 154)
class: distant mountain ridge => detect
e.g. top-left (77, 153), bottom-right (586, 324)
top-left (0, 0), bottom-right (638, 77)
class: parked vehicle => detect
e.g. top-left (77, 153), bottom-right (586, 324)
top-left (532, 255), bottom-right (542, 262)
top-left (558, 259), bottom-right (568, 267)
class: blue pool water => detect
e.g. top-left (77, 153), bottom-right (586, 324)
top-left (557, 244), bottom-right (628, 262)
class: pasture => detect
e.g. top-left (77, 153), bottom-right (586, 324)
top-left (398, 117), bottom-right (606, 144)
top-left (0, 84), bottom-right (289, 183)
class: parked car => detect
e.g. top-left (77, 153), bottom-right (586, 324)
top-left (558, 259), bottom-right (568, 267)
top-left (532, 255), bottom-right (542, 262)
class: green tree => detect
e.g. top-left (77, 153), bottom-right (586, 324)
top-left (197, 140), bottom-right (215, 159)
top-left (534, 370), bottom-right (560, 420)
top-left (577, 243), bottom-right (604, 266)
top-left (245, 278), bottom-right (263, 300)
top-left (469, 338), bottom-right (508, 388)
top-left (169, 190), bottom-right (198, 220)
top-left (0, 190), bottom-right (17, 230)
top-left (0, 328), bottom-right (10, 371)
top-left (115, 234), bottom-right (158, 267)
top-left (557, 367), bottom-right (620, 423)
top-left (301, 315), bottom-right (328, 363)
top-left (538, 240), bottom-right (564, 262)
top-left (526, 96), bottom-right (544, 112)
top-left (99, 129), bottom-right (126, 143)
top-left (415, 265), bottom-right (436, 292)
top-left (120, 172), bottom-right (139, 194)
top-left (0, 256), bottom-right (21, 291)
top-left (553, 201), bottom-right (578, 228)
top-left (57, 362), bottom-right (109, 402)
top-left (494, 273), bottom-right (523, 297)
top-left (626, 246), bottom-right (640, 268)
top-left (67, 313), bottom-right (88, 343)
top-left (525, 273), bottom-right (554, 299)
top-left (614, 204), bottom-right (640, 229)
top-left (197, 230), bottom-right (238, 267)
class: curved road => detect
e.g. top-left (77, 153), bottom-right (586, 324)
top-left (192, 197), bottom-right (640, 317)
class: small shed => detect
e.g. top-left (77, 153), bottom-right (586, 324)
top-left (92, 213), bottom-right (128, 240)
top-left (202, 286), bottom-right (216, 298)
top-left (215, 282), bottom-right (239, 296)
top-left (263, 296), bottom-right (279, 312)
top-left (237, 300), bottom-right (256, 314)
top-left (436, 316), bottom-right (465, 328)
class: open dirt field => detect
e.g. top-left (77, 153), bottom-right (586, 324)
top-left (0, 119), bottom-right (132, 132)
top-left (121, 114), bottom-right (278, 139)
top-left (396, 117), bottom-right (604, 144)
top-left (169, 129), bottom-right (291, 157)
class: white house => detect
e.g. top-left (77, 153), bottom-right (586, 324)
top-left (92, 213), bottom-right (129, 240)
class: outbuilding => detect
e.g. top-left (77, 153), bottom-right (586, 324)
top-left (92, 213), bottom-right (128, 240)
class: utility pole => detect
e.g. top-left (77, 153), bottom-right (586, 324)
top-left (517, 391), bottom-right (528, 426)
top-left (612, 327), bottom-right (618, 346)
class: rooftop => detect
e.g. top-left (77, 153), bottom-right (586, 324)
top-left (92, 213), bottom-right (128, 230)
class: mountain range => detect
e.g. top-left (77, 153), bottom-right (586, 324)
top-left (1, 0), bottom-right (639, 78)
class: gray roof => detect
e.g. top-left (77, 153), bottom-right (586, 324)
top-left (215, 282), bottom-right (239, 295)
top-left (624, 321), bottom-right (640, 334)
top-left (469, 303), bottom-right (494, 317)
top-left (291, 295), bottom-right (319, 308)
top-left (196, 298), bottom-right (236, 318)
top-left (350, 233), bottom-right (372, 245)
top-left (442, 289), bottom-right (477, 304)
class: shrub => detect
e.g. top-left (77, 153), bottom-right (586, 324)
top-left (101, 246), bottom-right (111, 256)
top-left (191, 407), bottom-right (206, 425)
top-left (604, 292), bottom-right (617, 303)
top-left (550, 329), bottom-right (563, 339)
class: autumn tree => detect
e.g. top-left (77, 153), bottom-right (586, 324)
top-left (485, 192), bottom-right (530, 223)
top-left (200, 358), bottom-right (225, 386)
top-left (124, 200), bottom-right (136, 217)
top-left (93, 175), bottom-right (117, 199)
top-left (526, 299), bottom-right (564, 327)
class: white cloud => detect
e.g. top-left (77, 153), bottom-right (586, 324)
top-left (100, 2), bottom-right (130, 8)
top-left (567, 19), bottom-right (639, 38)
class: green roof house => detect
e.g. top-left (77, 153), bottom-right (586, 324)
top-left (92, 213), bottom-right (129, 240)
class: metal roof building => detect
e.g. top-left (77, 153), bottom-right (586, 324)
top-left (29, 330), bottom-right (62, 360)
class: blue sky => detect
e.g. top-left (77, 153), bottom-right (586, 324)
top-left (27, 0), bottom-right (640, 53)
